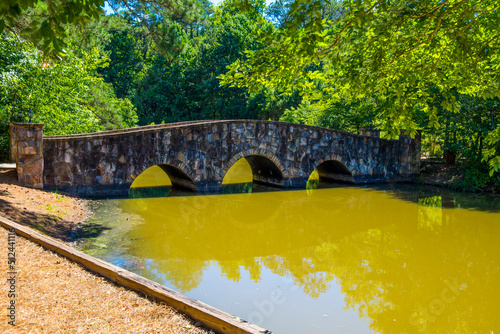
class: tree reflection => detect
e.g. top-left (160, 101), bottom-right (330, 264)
top-left (120, 188), bottom-right (500, 333)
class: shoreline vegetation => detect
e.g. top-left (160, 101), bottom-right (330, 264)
top-left (418, 159), bottom-right (498, 194)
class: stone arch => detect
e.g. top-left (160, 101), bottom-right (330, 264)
top-left (159, 164), bottom-right (198, 191)
top-left (312, 157), bottom-right (355, 184)
top-left (132, 163), bottom-right (197, 192)
top-left (222, 149), bottom-right (285, 188)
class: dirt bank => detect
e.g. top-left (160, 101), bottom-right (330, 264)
top-left (0, 169), bottom-right (211, 333)
top-left (0, 169), bottom-right (90, 241)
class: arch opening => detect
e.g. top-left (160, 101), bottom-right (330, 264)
top-left (222, 154), bottom-right (284, 193)
top-left (308, 160), bottom-right (354, 189)
top-left (129, 164), bottom-right (197, 198)
top-left (221, 158), bottom-right (253, 194)
top-left (245, 154), bottom-right (284, 188)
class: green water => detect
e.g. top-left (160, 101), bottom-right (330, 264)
top-left (75, 183), bottom-right (500, 334)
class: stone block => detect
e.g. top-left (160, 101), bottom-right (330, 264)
top-left (21, 146), bottom-right (37, 155)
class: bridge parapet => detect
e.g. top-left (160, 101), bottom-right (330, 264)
top-left (11, 120), bottom-right (421, 197)
top-left (358, 128), bottom-right (381, 138)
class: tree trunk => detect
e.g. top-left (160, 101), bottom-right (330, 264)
top-left (444, 151), bottom-right (456, 165)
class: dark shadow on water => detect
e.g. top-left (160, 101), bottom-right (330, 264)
top-left (128, 186), bottom-right (171, 198)
top-left (71, 222), bottom-right (112, 240)
top-left (221, 183), bottom-right (252, 194)
top-left (123, 177), bottom-right (499, 213)
top-left (367, 183), bottom-right (500, 213)
top-left (306, 179), bottom-right (353, 190)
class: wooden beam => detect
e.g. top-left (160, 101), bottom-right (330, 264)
top-left (0, 215), bottom-right (271, 334)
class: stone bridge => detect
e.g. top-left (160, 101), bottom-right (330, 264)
top-left (10, 120), bottom-right (421, 197)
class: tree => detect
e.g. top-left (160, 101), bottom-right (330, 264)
top-left (266, 0), bottom-right (343, 28)
top-left (129, 0), bottom-right (301, 125)
top-left (0, 0), bottom-right (104, 57)
top-left (0, 0), bottom-right (206, 59)
top-left (221, 0), bottom-right (500, 175)
top-left (98, 16), bottom-right (150, 99)
top-left (0, 32), bottom-right (137, 136)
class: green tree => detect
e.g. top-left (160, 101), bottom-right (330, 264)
top-left (98, 17), bottom-right (150, 99)
top-left (1, 0), bottom-right (206, 59)
top-left (0, 32), bottom-right (138, 160)
top-left (0, 0), bottom-right (104, 57)
top-left (131, 0), bottom-right (301, 124)
top-left (221, 0), bottom-right (500, 175)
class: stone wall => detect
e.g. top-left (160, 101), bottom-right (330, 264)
top-left (359, 128), bottom-right (381, 138)
top-left (10, 123), bottom-right (44, 189)
top-left (41, 120), bottom-right (421, 197)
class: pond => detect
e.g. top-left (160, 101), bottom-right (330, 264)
top-left (75, 162), bottom-right (500, 334)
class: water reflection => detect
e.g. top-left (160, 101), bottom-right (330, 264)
top-left (373, 183), bottom-right (500, 212)
top-left (78, 187), bottom-right (500, 334)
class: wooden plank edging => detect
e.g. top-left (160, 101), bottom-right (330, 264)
top-left (0, 215), bottom-right (271, 334)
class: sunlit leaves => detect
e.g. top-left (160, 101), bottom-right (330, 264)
top-left (0, 33), bottom-right (137, 134)
top-left (0, 0), bottom-right (104, 59)
top-left (483, 126), bottom-right (500, 177)
top-left (222, 0), bottom-right (500, 173)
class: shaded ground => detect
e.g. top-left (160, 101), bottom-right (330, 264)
top-left (0, 169), bottom-right (91, 241)
top-left (0, 168), bottom-right (212, 333)
top-left (418, 159), bottom-right (463, 188)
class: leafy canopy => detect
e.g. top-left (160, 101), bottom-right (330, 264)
top-left (0, 0), bottom-right (104, 57)
top-left (0, 0), bottom-right (207, 59)
top-left (0, 32), bottom-right (137, 135)
top-left (221, 0), bottom-right (500, 174)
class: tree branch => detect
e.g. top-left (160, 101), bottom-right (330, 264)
top-left (429, 2), bottom-right (500, 77)
top-left (393, 0), bottom-right (469, 62)
top-left (314, 0), bottom-right (383, 56)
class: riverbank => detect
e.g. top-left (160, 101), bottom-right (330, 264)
top-left (418, 160), bottom-right (463, 187)
top-left (0, 168), bottom-right (211, 333)
top-left (418, 159), bottom-right (498, 193)
top-left (0, 169), bottom-right (91, 241)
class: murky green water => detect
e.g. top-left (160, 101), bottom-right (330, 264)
top-left (75, 182), bottom-right (500, 334)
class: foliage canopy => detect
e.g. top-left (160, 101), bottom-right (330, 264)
top-left (221, 0), bottom-right (500, 175)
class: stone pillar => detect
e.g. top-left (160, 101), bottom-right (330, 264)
top-left (398, 129), bottom-right (422, 176)
top-left (359, 128), bottom-right (380, 138)
top-left (10, 123), bottom-right (44, 189)
top-left (399, 129), bottom-right (411, 143)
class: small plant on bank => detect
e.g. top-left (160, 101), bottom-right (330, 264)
top-left (43, 204), bottom-right (67, 217)
top-left (450, 161), bottom-right (499, 192)
top-left (45, 204), bottom-right (55, 212)
top-left (55, 190), bottom-right (68, 203)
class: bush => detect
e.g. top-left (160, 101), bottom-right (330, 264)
top-left (451, 161), bottom-right (499, 192)
top-left (0, 123), bottom-right (10, 162)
